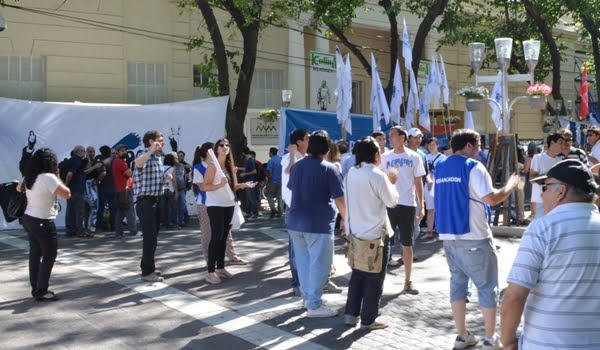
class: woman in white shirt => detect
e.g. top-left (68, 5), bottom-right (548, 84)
top-left (19, 148), bottom-right (71, 301)
top-left (344, 137), bottom-right (399, 330)
top-left (203, 139), bottom-right (256, 284)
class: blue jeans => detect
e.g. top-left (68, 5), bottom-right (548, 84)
top-left (288, 230), bottom-right (333, 310)
top-left (245, 187), bottom-right (259, 216)
top-left (167, 190), bottom-right (187, 226)
top-left (443, 238), bottom-right (498, 308)
top-left (345, 237), bottom-right (390, 325)
top-left (289, 237), bottom-right (300, 288)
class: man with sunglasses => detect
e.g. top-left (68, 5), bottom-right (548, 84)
top-left (501, 159), bottom-right (600, 350)
top-left (558, 128), bottom-right (589, 166)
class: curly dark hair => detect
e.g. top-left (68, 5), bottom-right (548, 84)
top-left (24, 148), bottom-right (59, 189)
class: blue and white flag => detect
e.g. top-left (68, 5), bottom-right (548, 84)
top-left (465, 111), bottom-right (475, 129)
top-left (405, 69), bottom-right (419, 129)
top-left (427, 55), bottom-right (441, 101)
top-left (439, 54), bottom-right (450, 105)
top-left (402, 18), bottom-right (412, 71)
top-left (342, 54), bottom-right (353, 134)
top-left (419, 84), bottom-right (431, 131)
top-left (390, 59), bottom-right (404, 125)
top-left (335, 46), bottom-right (352, 134)
top-left (489, 70), bottom-right (503, 131)
top-left (370, 52), bottom-right (390, 131)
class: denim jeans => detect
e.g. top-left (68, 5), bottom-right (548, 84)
top-left (165, 190), bottom-right (186, 226)
top-left (245, 187), bottom-right (259, 216)
top-left (22, 215), bottom-right (58, 298)
top-left (84, 179), bottom-right (98, 230)
top-left (288, 230), bottom-right (333, 310)
top-left (265, 182), bottom-right (282, 214)
top-left (137, 196), bottom-right (160, 276)
top-left (289, 236), bottom-right (300, 288)
top-left (345, 237), bottom-right (390, 325)
top-left (176, 189), bottom-right (186, 225)
top-left (443, 238), bottom-right (498, 308)
top-left (115, 189), bottom-right (137, 235)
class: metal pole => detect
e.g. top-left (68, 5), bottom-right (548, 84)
top-left (501, 67), bottom-right (510, 133)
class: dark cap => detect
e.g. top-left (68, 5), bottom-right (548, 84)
top-left (530, 159), bottom-right (599, 194)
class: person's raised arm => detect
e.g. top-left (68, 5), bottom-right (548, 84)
top-left (482, 173), bottom-right (522, 206)
top-left (135, 141), bottom-right (160, 169)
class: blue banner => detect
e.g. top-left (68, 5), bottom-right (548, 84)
top-left (279, 108), bottom-right (390, 151)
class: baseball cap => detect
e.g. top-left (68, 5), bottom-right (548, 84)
top-left (407, 127), bottom-right (423, 138)
top-left (584, 125), bottom-right (600, 135)
top-left (530, 159), bottom-right (599, 194)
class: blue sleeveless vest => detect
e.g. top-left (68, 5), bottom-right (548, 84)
top-left (434, 155), bottom-right (490, 234)
top-left (193, 162), bottom-right (207, 205)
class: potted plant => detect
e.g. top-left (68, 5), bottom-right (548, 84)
top-left (526, 83), bottom-right (552, 109)
top-left (258, 109), bottom-right (279, 124)
top-left (542, 118), bottom-right (554, 133)
top-left (457, 86), bottom-right (489, 111)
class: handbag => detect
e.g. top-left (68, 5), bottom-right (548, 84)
top-left (344, 175), bottom-right (385, 273)
top-left (8, 180), bottom-right (27, 219)
top-left (230, 201), bottom-right (245, 229)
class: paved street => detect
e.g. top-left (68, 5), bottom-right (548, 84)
top-left (0, 216), bottom-right (522, 350)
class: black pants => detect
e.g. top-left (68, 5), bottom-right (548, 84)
top-left (66, 192), bottom-right (85, 235)
top-left (345, 236), bottom-right (390, 326)
top-left (206, 206), bottom-right (234, 273)
top-left (22, 215), bottom-right (58, 298)
top-left (96, 188), bottom-right (116, 231)
top-left (137, 196), bottom-right (160, 276)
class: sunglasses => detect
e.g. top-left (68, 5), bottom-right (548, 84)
top-left (542, 182), bottom-right (564, 192)
top-left (218, 143), bottom-right (230, 148)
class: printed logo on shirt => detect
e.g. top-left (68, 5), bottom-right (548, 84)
top-left (386, 158), bottom-right (414, 169)
top-left (436, 177), bottom-right (462, 184)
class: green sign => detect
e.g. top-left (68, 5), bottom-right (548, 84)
top-left (418, 62), bottom-right (429, 77)
top-left (310, 51), bottom-right (336, 70)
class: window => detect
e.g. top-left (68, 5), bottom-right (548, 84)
top-left (127, 62), bottom-right (167, 104)
top-left (0, 55), bottom-right (46, 101)
top-left (351, 81), bottom-right (363, 114)
top-left (249, 69), bottom-right (283, 109)
top-left (193, 64), bottom-right (211, 99)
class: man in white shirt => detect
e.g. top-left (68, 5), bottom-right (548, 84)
top-left (379, 126), bottom-right (425, 295)
top-left (407, 128), bottom-right (433, 243)
top-left (529, 132), bottom-right (564, 218)
top-left (281, 128), bottom-right (309, 295)
top-left (424, 137), bottom-right (446, 238)
top-left (585, 125), bottom-right (600, 165)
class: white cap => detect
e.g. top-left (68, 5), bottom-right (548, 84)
top-left (407, 127), bottom-right (423, 138)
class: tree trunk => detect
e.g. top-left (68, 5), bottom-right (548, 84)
top-left (194, 0), bottom-right (233, 134)
top-left (521, 0), bottom-right (564, 104)
top-left (327, 24), bottom-right (371, 75)
top-left (410, 0), bottom-right (449, 96)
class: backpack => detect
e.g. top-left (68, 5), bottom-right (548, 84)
top-left (255, 160), bottom-right (266, 183)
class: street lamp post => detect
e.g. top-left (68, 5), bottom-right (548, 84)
top-left (468, 38), bottom-right (541, 133)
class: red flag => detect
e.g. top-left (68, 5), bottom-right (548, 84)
top-left (579, 63), bottom-right (589, 120)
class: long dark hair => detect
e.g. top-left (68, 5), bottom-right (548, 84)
top-left (213, 138), bottom-right (236, 193)
top-left (193, 142), bottom-right (214, 166)
top-left (24, 148), bottom-right (59, 189)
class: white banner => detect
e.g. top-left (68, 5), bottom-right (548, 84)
top-left (310, 51), bottom-right (336, 112)
top-left (0, 96), bottom-right (228, 229)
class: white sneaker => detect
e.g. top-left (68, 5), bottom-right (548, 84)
top-left (306, 306), bottom-right (337, 318)
top-left (481, 335), bottom-right (501, 350)
top-left (454, 332), bottom-right (478, 349)
top-left (141, 272), bottom-right (164, 282)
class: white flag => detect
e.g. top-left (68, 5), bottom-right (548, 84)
top-left (439, 55), bottom-right (449, 105)
top-left (419, 85), bottom-right (431, 131)
top-left (405, 69), bottom-right (419, 129)
top-left (402, 18), bottom-right (412, 71)
top-left (335, 46), bottom-right (345, 123)
top-left (342, 54), bottom-right (353, 134)
top-left (370, 52), bottom-right (390, 131)
top-left (465, 111), bottom-right (475, 129)
top-left (489, 70), bottom-right (503, 131)
top-left (427, 55), bottom-right (441, 101)
top-left (390, 59), bottom-right (404, 125)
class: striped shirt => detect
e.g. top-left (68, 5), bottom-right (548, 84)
top-left (133, 152), bottom-right (163, 197)
top-left (507, 202), bottom-right (600, 349)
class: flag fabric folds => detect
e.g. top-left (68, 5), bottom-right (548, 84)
top-left (439, 55), bottom-right (450, 105)
top-left (402, 18), bottom-right (419, 129)
top-left (335, 46), bottom-right (352, 134)
top-left (465, 111), bottom-right (474, 129)
top-left (489, 70), bottom-right (503, 131)
top-left (580, 63), bottom-right (589, 121)
top-left (370, 52), bottom-right (390, 131)
top-left (390, 59), bottom-right (404, 125)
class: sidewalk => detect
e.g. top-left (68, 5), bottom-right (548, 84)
top-left (0, 216), bottom-right (522, 349)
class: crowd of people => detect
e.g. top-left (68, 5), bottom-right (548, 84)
top-left (16, 125), bottom-right (600, 349)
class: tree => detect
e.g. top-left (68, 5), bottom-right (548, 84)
top-left (285, 0), bottom-right (462, 102)
top-left (180, 0), bottom-right (284, 158)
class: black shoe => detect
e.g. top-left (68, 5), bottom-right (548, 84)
top-left (34, 291), bottom-right (59, 302)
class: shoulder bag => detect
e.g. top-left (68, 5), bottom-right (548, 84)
top-left (8, 180), bottom-right (27, 219)
top-left (345, 174), bottom-right (386, 273)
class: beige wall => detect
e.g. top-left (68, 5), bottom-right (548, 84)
top-left (0, 1), bottom-right (585, 142)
